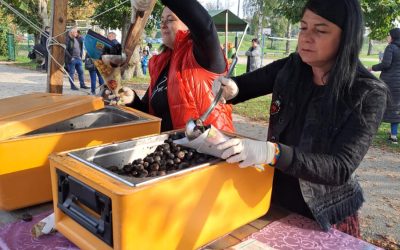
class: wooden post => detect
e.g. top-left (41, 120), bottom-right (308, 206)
top-left (124, 0), bottom-right (157, 65)
top-left (47, 0), bottom-right (68, 93)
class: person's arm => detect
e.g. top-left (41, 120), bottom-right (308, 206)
top-left (276, 86), bottom-right (387, 186)
top-left (64, 37), bottom-right (72, 61)
top-left (229, 57), bottom-right (288, 104)
top-left (372, 44), bottom-right (394, 71)
top-left (126, 89), bottom-right (149, 113)
top-left (161, 0), bottom-right (226, 73)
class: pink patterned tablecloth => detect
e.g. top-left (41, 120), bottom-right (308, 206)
top-left (0, 211), bottom-right (382, 250)
top-left (245, 214), bottom-right (382, 250)
top-left (0, 210), bottom-right (78, 250)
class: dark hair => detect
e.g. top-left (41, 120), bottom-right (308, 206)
top-left (303, 0), bottom-right (366, 118)
top-left (389, 28), bottom-right (400, 41)
top-left (251, 38), bottom-right (259, 44)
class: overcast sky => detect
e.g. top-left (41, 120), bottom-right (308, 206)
top-left (199, 0), bottom-right (243, 18)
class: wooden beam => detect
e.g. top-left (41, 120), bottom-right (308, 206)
top-left (47, 0), bottom-right (68, 93)
top-left (124, 0), bottom-right (157, 64)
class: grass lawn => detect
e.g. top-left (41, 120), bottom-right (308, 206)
top-left (0, 55), bottom-right (37, 70)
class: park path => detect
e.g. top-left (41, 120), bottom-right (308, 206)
top-left (0, 63), bottom-right (398, 248)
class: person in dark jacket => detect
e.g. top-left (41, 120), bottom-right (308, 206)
top-left (32, 26), bottom-right (50, 71)
top-left (40, 26), bottom-right (50, 71)
top-left (213, 0), bottom-right (388, 237)
top-left (65, 27), bottom-right (89, 90)
top-left (371, 28), bottom-right (400, 144)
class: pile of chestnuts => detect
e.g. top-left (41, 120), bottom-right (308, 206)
top-left (107, 134), bottom-right (216, 178)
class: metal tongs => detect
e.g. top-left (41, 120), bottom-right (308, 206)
top-left (185, 57), bottom-right (238, 140)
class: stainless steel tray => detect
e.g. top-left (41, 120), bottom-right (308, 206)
top-left (26, 106), bottom-right (144, 135)
top-left (68, 133), bottom-right (220, 187)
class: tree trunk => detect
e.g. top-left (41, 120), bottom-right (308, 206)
top-left (368, 38), bottom-right (373, 56)
top-left (38, 0), bottom-right (49, 27)
top-left (122, 46), bottom-right (142, 80)
top-left (121, 16), bottom-right (130, 45)
top-left (285, 22), bottom-right (291, 55)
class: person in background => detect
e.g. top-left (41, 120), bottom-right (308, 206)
top-left (65, 27), bottom-right (89, 90)
top-left (141, 49), bottom-right (149, 75)
top-left (40, 26), bottom-right (50, 71)
top-left (221, 43), bottom-right (226, 55)
top-left (125, 0), bottom-right (233, 132)
top-left (227, 42), bottom-right (236, 61)
top-left (213, 0), bottom-right (387, 237)
top-left (32, 26), bottom-right (50, 72)
top-left (151, 47), bottom-right (159, 56)
top-left (245, 38), bottom-right (261, 72)
top-left (227, 42), bottom-right (236, 64)
top-left (107, 32), bottom-right (120, 45)
top-left (147, 42), bottom-right (152, 54)
top-left (84, 54), bottom-right (104, 95)
top-left (370, 28), bottom-right (400, 144)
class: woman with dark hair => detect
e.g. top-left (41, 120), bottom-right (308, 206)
top-left (245, 38), bottom-right (261, 72)
top-left (126, 0), bottom-right (233, 132)
top-left (371, 28), bottom-right (400, 144)
top-left (213, 0), bottom-right (388, 237)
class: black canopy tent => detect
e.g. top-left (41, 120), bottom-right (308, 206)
top-left (208, 9), bottom-right (249, 58)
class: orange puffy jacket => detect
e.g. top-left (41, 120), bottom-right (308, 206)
top-left (148, 30), bottom-right (234, 132)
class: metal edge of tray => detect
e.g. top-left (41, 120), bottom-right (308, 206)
top-left (67, 152), bottom-right (136, 187)
top-left (67, 152), bottom-right (221, 187)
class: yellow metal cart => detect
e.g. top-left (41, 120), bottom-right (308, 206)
top-left (49, 132), bottom-right (275, 250)
top-left (0, 93), bottom-right (160, 210)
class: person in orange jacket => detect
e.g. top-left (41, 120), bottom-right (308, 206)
top-left (125, 0), bottom-right (233, 132)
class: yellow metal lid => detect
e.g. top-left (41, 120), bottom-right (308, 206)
top-left (0, 93), bottom-right (104, 141)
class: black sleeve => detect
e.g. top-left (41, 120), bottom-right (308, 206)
top-left (372, 44), bottom-right (394, 71)
top-left (161, 0), bottom-right (226, 73)
top-left (276, 88), bottom-right (387, 186)
top-left (230, 57), bottom-right (289, 104)
top-left (126, 89), bottom-right (150, 113)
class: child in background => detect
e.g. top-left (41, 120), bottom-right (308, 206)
top-left (141, 50), bottom-right (149, 75)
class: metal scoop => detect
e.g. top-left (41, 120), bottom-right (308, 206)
top-left (185, 57), bottom-right (238, 140)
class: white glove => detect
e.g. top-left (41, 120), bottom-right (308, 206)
top-left (117, 87), bottom-right (135, 105)
top-left (217, 138), bottom-right (276, 168)
top-left (212, 76), bottom-right (239, 104)
top-left (102, 89), bottom-right (117, 105)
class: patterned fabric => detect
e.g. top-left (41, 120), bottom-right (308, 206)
top-left (246, 214), bottom-right (381, 250)
top-left (0, 210), bottom-right (78, 250)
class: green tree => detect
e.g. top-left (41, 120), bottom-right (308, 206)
top-left (69, 0), bottom-right (163, 43)
top-left (0, 9), bottom-right (10, 56)
top-left (275, 0), bottom-right (306, 24)
top-left (0, 0), bottom-right (49, 42)
top-left (244, 0), bottom-right (305, 54)
top-left (273, 0), bottom-right (305, 54)
top-left (362, 0), bottom-right (400, 40)
top-left (361, 0), bottom-right (400, 55)
top-left (244, 0), bottom-right (279, 37)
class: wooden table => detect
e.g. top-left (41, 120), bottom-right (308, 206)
top-left (204, 205), bottom-right (290, 249)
